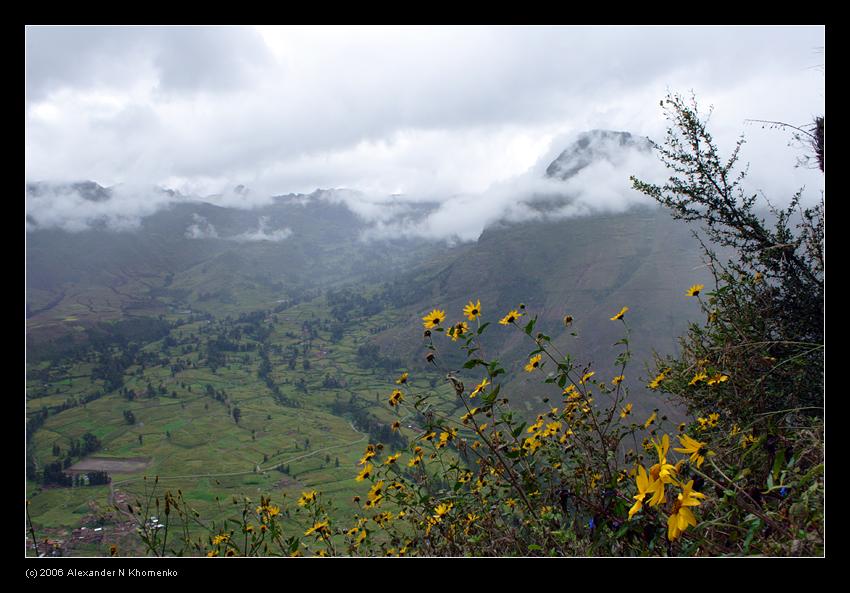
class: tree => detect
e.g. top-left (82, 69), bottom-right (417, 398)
top-left (631, 92), bottom-right (824, 421)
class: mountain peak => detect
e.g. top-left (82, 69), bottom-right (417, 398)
top-left (545, 130), bottom-right (651, 181)
top-left (26, 180), bottom-right (113, 202)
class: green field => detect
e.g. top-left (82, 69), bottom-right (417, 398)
top-left (26, 293), bottom-right (457, 556)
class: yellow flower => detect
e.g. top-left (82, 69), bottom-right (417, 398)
top-left (384, 452), bottom-right (401, 465)
top-left (522, 435), bottom-right (542, 453)
top-left (524, 354), bottom-right (543, 372)
top-left (740, 433), bottom-right (758, 449)
top-left (469, 378), bottom-right (489, 398)
top-left (629, 465), bottom-right (654, 521)
top-left (527, 417), bottom-right (544, 433)
top-left (542, 421), bottom-right (562, 438)
top-left (212, 534), bottom-right (229, 545)
top-left (367, 481), bottom-right (384, 500)
top-left (433, 502), bottom-right (453, 522)
top-left (685, 284), bottom-right (705, 297)
top-left (667, 480), bottom-right (705, 541)
top-left (612, 375), bottom-right (624, 386)
top-left (673, 434), bottom-right (710, 468)
top-left (391, 421), bottom-right (400, 432)
top-left (304, 520), bottom-right (330, 537)
top-left (358, 444), bottom-right (376, 465)
top-left (463, 299), bottom-right (482, 321)
top-left (646, 436), bottom-right (683, 508)
top-left (499, 309), bottom-right (523, 325)
top-left (688, 371), bottom-right (707, 386)
top-left (448, 321), bottom-right (469, 341)
top-left (610, 306), bottom-right (629, 321)
top-left (643, 411), bottom-right (657, 429)
top-left (438, 429), bottom-right (457, 447)
top-left (422, 309), bottom-right (446, 329)
top-left (647, 370), bottom-right (667, 390)
top-left (620, 403), bottom-right (633, 418)
top-left (395, 372), bottom-right (408, 385)
top-left (298, 491), bottom-right (318, 507)
top-left (580, 371), bottom-right (595, 385)
top-left (460, 408), bottom-right (479, 424)
top-left (562, 384), bottom-right (579, 399)
top-left (355, 463), bottom-right (373, 482)
top-left (706, 373), bottom-right (729, 386)
top-left (389, 389), bottom-right (404, 407)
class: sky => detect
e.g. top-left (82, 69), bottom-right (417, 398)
top-left (25, 25), bottom-right (825, 239)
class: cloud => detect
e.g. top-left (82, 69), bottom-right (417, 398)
top-left (185, 213), bottom-right (219, 239)
top-left (25, 182), bottom-right (182, 233)
top-left (26, 26), bottom-right (824, 199)
top-left (353, 132), bottom-right (668, 243)
top-left (227, 216), bottom-right (292, 242)
top-left (25, 26), bottom-right (273, 102)
top-left (25, 26), bottom-right (824, 238)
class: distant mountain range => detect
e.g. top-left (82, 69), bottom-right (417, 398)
top-left (26, 130), bottom-right (716, 418)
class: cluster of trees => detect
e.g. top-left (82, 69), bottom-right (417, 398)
top-left (68, 432), bottom-right (102, 458)
top-left (35, 431), bottom-right (103, 487)
top-left (331, 395), bottom-right (408, 452)
top-left (355, 343), bottom-right (402, 371)
top-left (258, 348), bottom-right (300, 407)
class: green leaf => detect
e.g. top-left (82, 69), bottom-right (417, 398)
top-left (512, 423), bottom-right (527, 438)
top-left (742, 518), bottom-right (762, 553)
top-left (477, 322), bottom-right (490, 335)
top-left (771, 448), bottom-right (786, 482)
top-left (463, 359), bottom-right (485, 369)
top-left (524, 316), bottom-right (537, 336)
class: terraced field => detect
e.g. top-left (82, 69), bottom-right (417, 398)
top-left (26, 294), bottom-right (456, 556)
